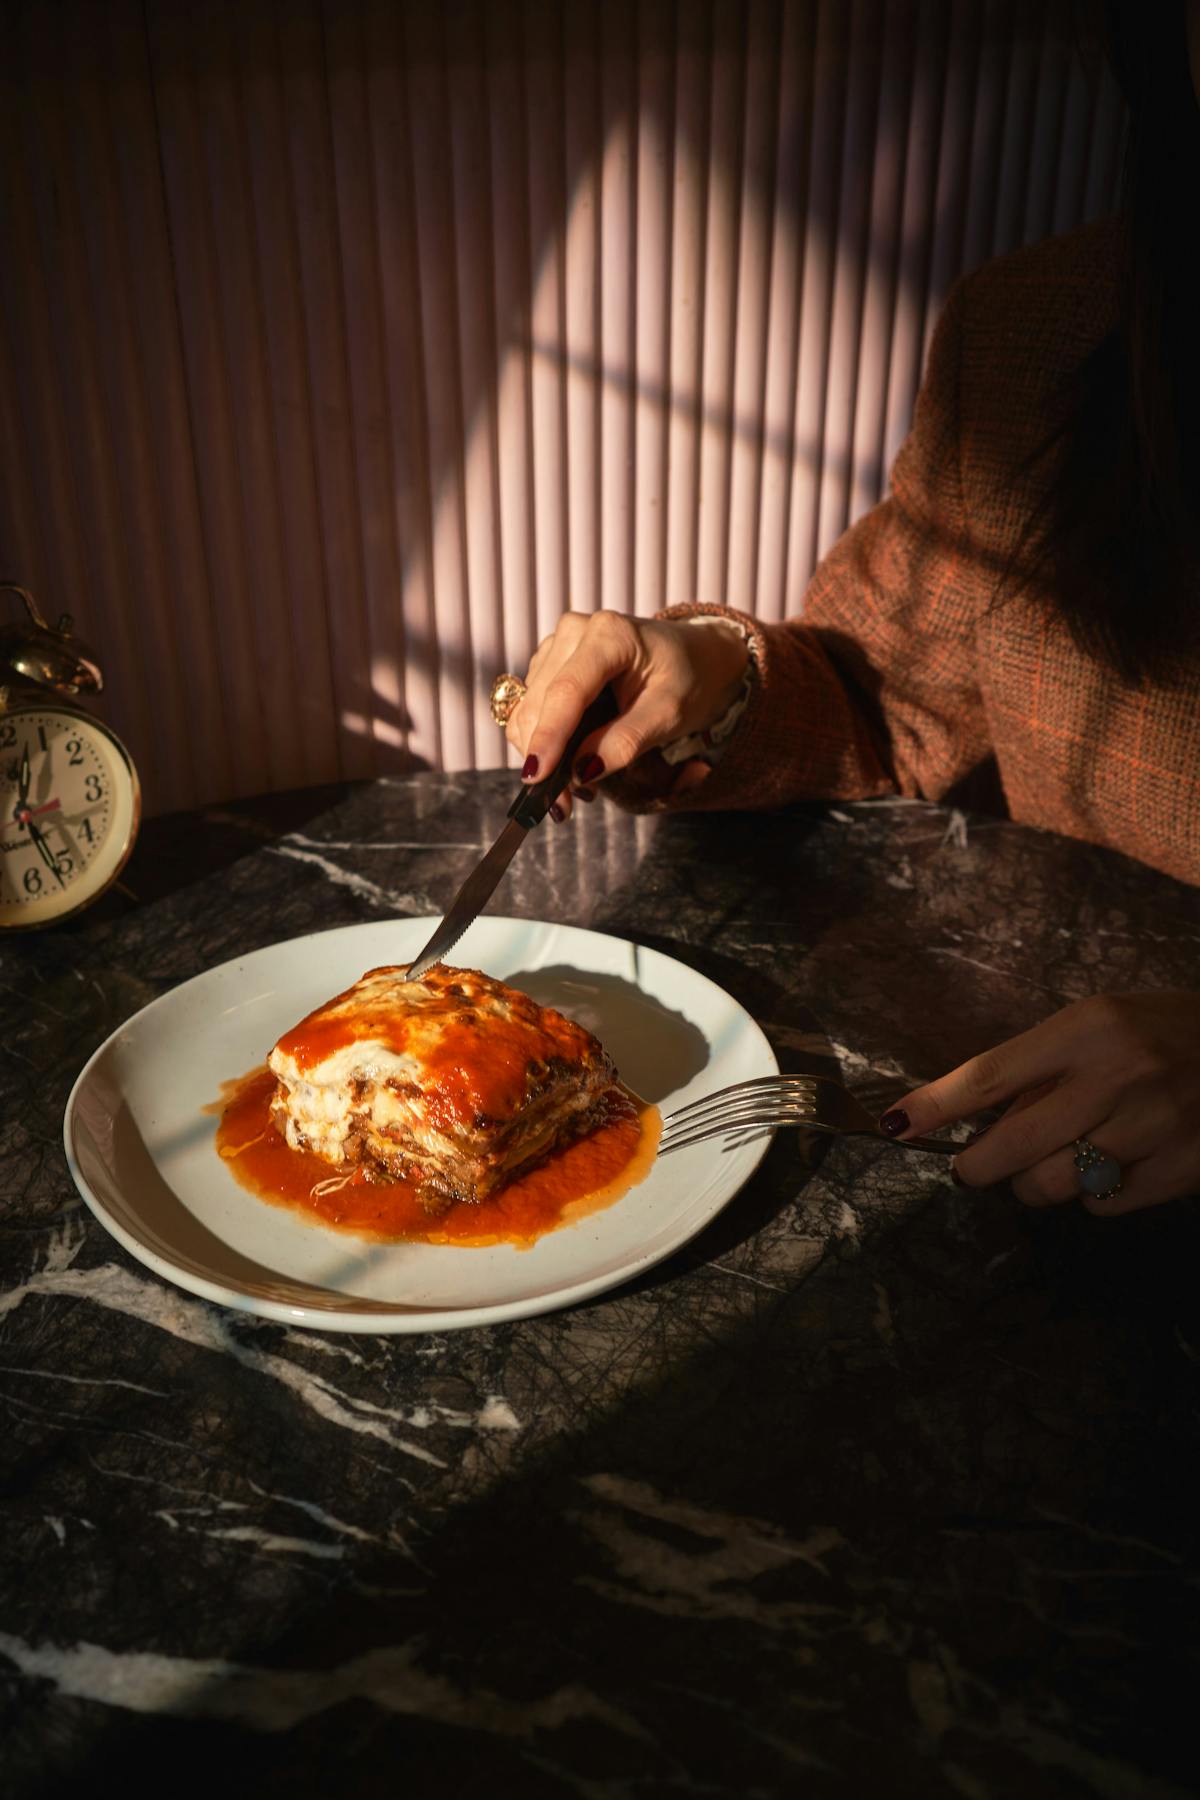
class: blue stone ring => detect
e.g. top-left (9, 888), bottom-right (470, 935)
top-left (1073, 1137), bottom-right (1123, 1201)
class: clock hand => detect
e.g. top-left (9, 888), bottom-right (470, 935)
top-left (2, 799), bottom-right (61, 834)
top-left (17, 742), bottom-right (30, 809)
top-left (26, 817), bottom-right (66, 888)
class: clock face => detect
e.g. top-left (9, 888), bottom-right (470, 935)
top-left (0, 704), bottom-right (140, 929)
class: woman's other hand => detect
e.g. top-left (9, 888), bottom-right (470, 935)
top-left (880, 992), bottom-right (1200, 1213)
top-left (505, 611), bottom-right (749, 818)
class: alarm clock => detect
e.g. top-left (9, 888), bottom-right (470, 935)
top-left (0, 582), bottom-right (140, 930)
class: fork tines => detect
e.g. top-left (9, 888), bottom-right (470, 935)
top-left (658, 1075), bottom-right (821, 1155)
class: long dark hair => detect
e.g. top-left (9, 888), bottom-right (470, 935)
top-left (1025, 1), bottom-right (1200, 684)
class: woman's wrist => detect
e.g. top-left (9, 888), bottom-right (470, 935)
top-left (661, 617), bottom-right (757, 767)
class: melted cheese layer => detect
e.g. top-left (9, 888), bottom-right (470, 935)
top-left (267, 962), bottom-right (616, 1207)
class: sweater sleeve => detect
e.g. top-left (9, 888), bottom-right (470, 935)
top-left (610, 276), bottom-right (994, 815)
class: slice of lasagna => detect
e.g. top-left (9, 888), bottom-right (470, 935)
top-left (266, 963), bottom-right (617, 1211)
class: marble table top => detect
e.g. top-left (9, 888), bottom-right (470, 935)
top-left (2, 772), bottom-right (1198, 1798)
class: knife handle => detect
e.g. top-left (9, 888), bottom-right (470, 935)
top-left (507, 686), bottom-right (619, 828)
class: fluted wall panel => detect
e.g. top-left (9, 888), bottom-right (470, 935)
top-left (0, 0), bottom-right (1124, 815)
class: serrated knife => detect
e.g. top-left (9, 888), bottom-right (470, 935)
top-left (404, 687), bottom-right (618, 982)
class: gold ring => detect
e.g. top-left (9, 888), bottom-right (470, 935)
top-left (489, 673), bottom-right (527, 727)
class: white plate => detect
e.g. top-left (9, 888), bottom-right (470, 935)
top-left (64, 917), bottom-right (778, 1333)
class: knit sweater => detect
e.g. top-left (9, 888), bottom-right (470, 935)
top-left (621, 221), bottom-right (1200, 888)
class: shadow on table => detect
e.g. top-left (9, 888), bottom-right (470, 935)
top-left (19, 1186), bottom-right (1200, 1800)
top-left (32, 917), bottom-right (1198, 1796)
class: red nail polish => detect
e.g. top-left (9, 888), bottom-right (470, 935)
top-left (549, 802), bottom-right (565, 823)
top-left (572, 786), bottom-right (596, 803)
top-left (879, 1108), bottom-right (910, 1137)
top-left (521, 754), bottom-right (539, 780)
top-left (575, 754), bottom-right (605, 784)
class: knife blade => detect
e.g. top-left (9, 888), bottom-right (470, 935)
top-left (404, 685), bottom-right (618, 981)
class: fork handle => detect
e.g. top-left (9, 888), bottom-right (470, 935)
top-left (884, 1133), bottom-right (958, 1157)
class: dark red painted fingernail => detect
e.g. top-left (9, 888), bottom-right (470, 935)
top-left (572, 786), bottom-right (596, 803)
top-left (575, 754), bottom-right (605, 784)
top-left (965, 1124), bottom-right (992, 1147)
top-left (521, 754), bottom-right (539, 780)
top-left (879, 1108), bottom-right (910, 1137)
top-left (549, 802), bottom-right (565, 823)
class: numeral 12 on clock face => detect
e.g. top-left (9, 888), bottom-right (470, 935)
top-left (0, 705), bottom-right (140, 929)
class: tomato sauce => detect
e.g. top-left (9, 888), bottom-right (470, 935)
top-left (273, 964), bottom-right (606, 1133)
top-left (212, 1066), bottom-right (660, 1249)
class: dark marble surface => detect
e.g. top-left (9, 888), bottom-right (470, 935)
top-left (2, 773), bottom-right (1198, 1798)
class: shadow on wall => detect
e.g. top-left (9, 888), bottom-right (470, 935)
top-left (0, 0), bottom-right (1123, 813)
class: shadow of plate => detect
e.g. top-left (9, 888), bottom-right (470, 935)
top-left (68, 1090), bottom-right (430, 1318)
top-left (504, 962), bottom-right (710, 1103)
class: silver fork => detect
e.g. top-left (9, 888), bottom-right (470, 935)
top-left (658, 1074), bottom-right (957, 1156)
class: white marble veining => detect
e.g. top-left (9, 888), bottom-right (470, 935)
top-left (0, 1363), bottom-right (168, 1397)
top-left (0, 1628), bottom-right (648, 1741)
top-left (266, 842), bottom-right (433, 916)
top-left (2, 1224), bottom-right (519, 1467)
top-left (573, 1472), bottom-right (845, 1628)
top-left (285, 833), bottom-right (486, 853)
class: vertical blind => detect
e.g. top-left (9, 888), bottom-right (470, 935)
top-left (0, 0), bottom-right (1124, 815)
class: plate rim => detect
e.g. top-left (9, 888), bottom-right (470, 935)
top-left (63, 916), bottom-right (778, 1333)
